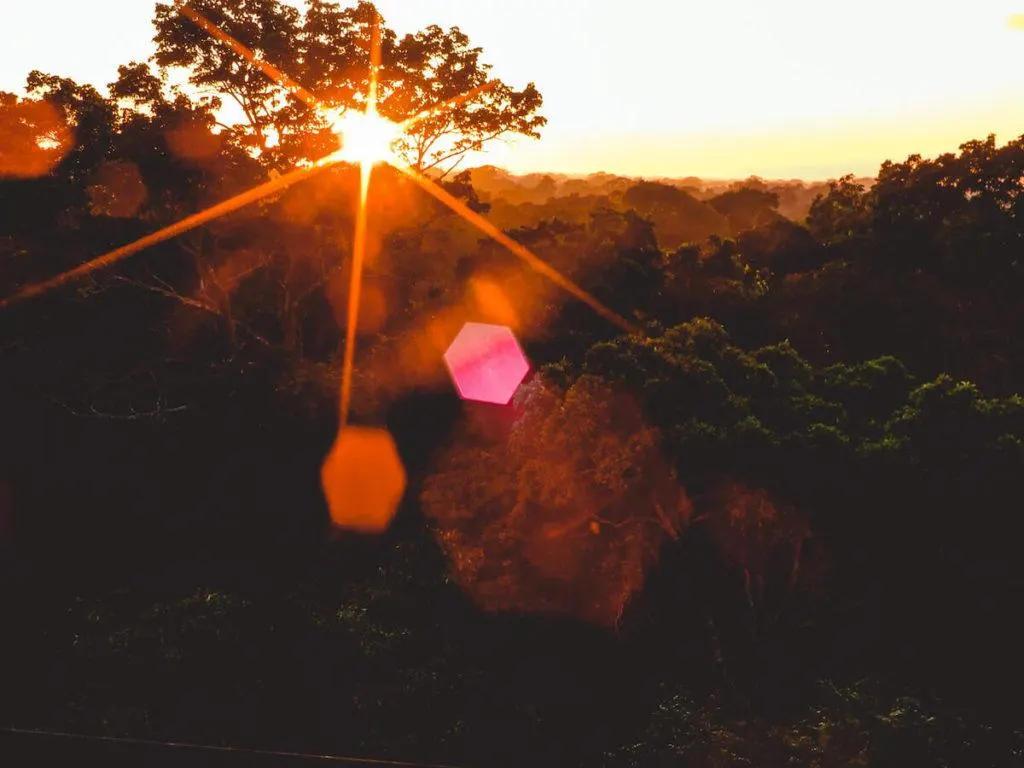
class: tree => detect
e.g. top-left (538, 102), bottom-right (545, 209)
top-left (703, 482), bottom-right (813, 640)
top-left (387, 21), bottom-right (545, 175)
top-left (532, 174), bottom-right (558, 201)
top-left (737, 219), bottom-right (821, 275)
top-left (806, 173), bottom-right (873, 244)
top-left (23, 71), bottom-right (118, 185)
top-left (622, 181), bottom-right (730, 249)
top-left (153, 0), bottom-right (308, 159)
top-left (421, 373), bottom-right (690, 627)
top-left (872, 135), bottom-right (1024, 282)
top-left (152, 1), bottom-right (545, 172)
top-left (707, 187), bottom-right (783, 234)
top-left (0, 91), bottom-right (71, 179)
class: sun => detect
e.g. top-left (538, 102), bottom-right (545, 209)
top-left (326, 107), bottom-right (402, 167)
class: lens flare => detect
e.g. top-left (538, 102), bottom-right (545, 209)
top-left (444, 322), bottom-right (531, 405)
top-left (0, 96), bottom-right (71, 179)
top-left (326, 108), bottom-right (401, 168)
top-left (469, 275), bottom-right (519, 329)
top-left (321, 426), bottom-right (407, 534)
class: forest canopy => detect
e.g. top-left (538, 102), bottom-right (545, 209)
top-left (2, 2), bottom-right (1024, 766)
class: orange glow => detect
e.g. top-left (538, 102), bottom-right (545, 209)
top-left (328, 271), bottom-right (389, 336)
top-left (394, 79), bottom-right (499, 133)
top-left (337, 11), bottom-right (384, 430)
top-left (384, 313), bottom-right (466, 392)
top-left (0, 96), bottom-right (71, 178)
top-left (469, 276), bottom-right (519, 328)
top-left (326, 108), bottom-right (402, 169)
top-left (0, 1), bottom-right (648, 458)
top-left (393, 161), bottom-right (643, 337)
top-left (0, 2), bottom-right (662, 554)
top-left (421, 376), bottom-right (690, 626)
top-left (348, 309), bottom-right (475, 407)
top-left (321, 427), bottom-right (407, 534)
top-left (166, 121), bottom-right (222, 161)
top-left (338, 167), bottom-right (371, 429)
top-left (175, 3), bottom-right (319, 108)
top-left (0, 159), bottom-right (332, 308)
top-left (0, 9), bottom-right (601, 335)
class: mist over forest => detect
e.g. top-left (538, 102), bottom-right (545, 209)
top-left (2, 1), bottom-right (1023, 766)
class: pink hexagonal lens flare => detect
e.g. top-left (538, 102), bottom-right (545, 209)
top-left (443, 322), bottom-right (530, 405)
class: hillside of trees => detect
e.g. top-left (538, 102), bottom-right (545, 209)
top-left (2, 1), bottom-right (1024, 766)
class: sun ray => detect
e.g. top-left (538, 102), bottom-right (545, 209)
top-left (0, 8), bottom-right (487, 311)
top-left (174, 2), bottom-right (320, 108)
top-left (327, 109), bottom-right (401, 166)
top-left (2, 2), bottom-right (646, 425)
top-left (392, 162), bottom-right (643, 337)
top-left (338, 171), bottom-right (371, 427)
top-left (395, 80), bottom-right (499, 134)
top-left (175, 1), bottom-right (496, 161)
top-left (337, 9), bottom-right (383, 428)
top-left (0, 158), bottom-right (336, 308)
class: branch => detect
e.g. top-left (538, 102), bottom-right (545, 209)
top-left (49, 396), bottom-right (188, 421)
top-left (590, 514), bottom-right (636, 530)
top-left (435, 153), bottom-right (466, 182)
top-left (113, 274), bottom-right (215, 311)
top-left (413, 115), bottom-right (455, 168)
top-left (421, 127), bottom-right (506, 173)
top-left (653, 501), bottom-right (681, 541)
top-left (224, 88), bottom-right (265, 147)
top-left (111, 275), bottom-right (270, 346)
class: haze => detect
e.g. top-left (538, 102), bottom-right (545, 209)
top-left (2, 0), bottom-right (1024, 178)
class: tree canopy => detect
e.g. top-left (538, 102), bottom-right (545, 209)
top-left (3, 4), bottom-right (1024, 765)
top-left (150, 0), bottom-right (545, 171)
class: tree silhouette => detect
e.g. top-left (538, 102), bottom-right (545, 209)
top-left (152, 0), bottom-right (545, 172)
top-left (707, 187), bottom-right (784, 233)
top-left (622, 180), bottom-right (729, 248)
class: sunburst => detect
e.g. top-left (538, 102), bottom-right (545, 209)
top-left (0, 2), bottom-right (641, 432)
top-left (327, 108), bottom-right (402, 168)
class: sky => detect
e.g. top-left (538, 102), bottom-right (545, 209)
top-left (3, 0), bottom-right (1024, 179)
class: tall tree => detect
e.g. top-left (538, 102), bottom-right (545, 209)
top-left (152, 1), bottom-right (545, 172)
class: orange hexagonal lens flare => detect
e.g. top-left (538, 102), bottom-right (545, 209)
top-left (443, 322), bottom-right (531, 406)
top-left (320, 426), bottom-right (407, 534)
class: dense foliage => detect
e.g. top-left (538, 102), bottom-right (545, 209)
top-left (2, 2), bottom-right (1024, 766)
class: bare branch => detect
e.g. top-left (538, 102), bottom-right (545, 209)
top-left (436, 153), bottom-right (466, 182)
top-left (111, 275), bottom-right (271, 346)
top-left (49, 396), bottom-right (188, 421)
top-left (421, 127), bottom-right (506, 173)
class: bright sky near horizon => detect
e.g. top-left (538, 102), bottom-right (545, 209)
top-left (3, 1), bottom-right (1024, 179)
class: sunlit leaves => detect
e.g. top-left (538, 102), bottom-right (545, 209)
top-left (23, 71), bottom-right (117, 182)
top-left (0, 92), bottom-right (71, 178)
top-left (109, 62), bottom-right (168, 111)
